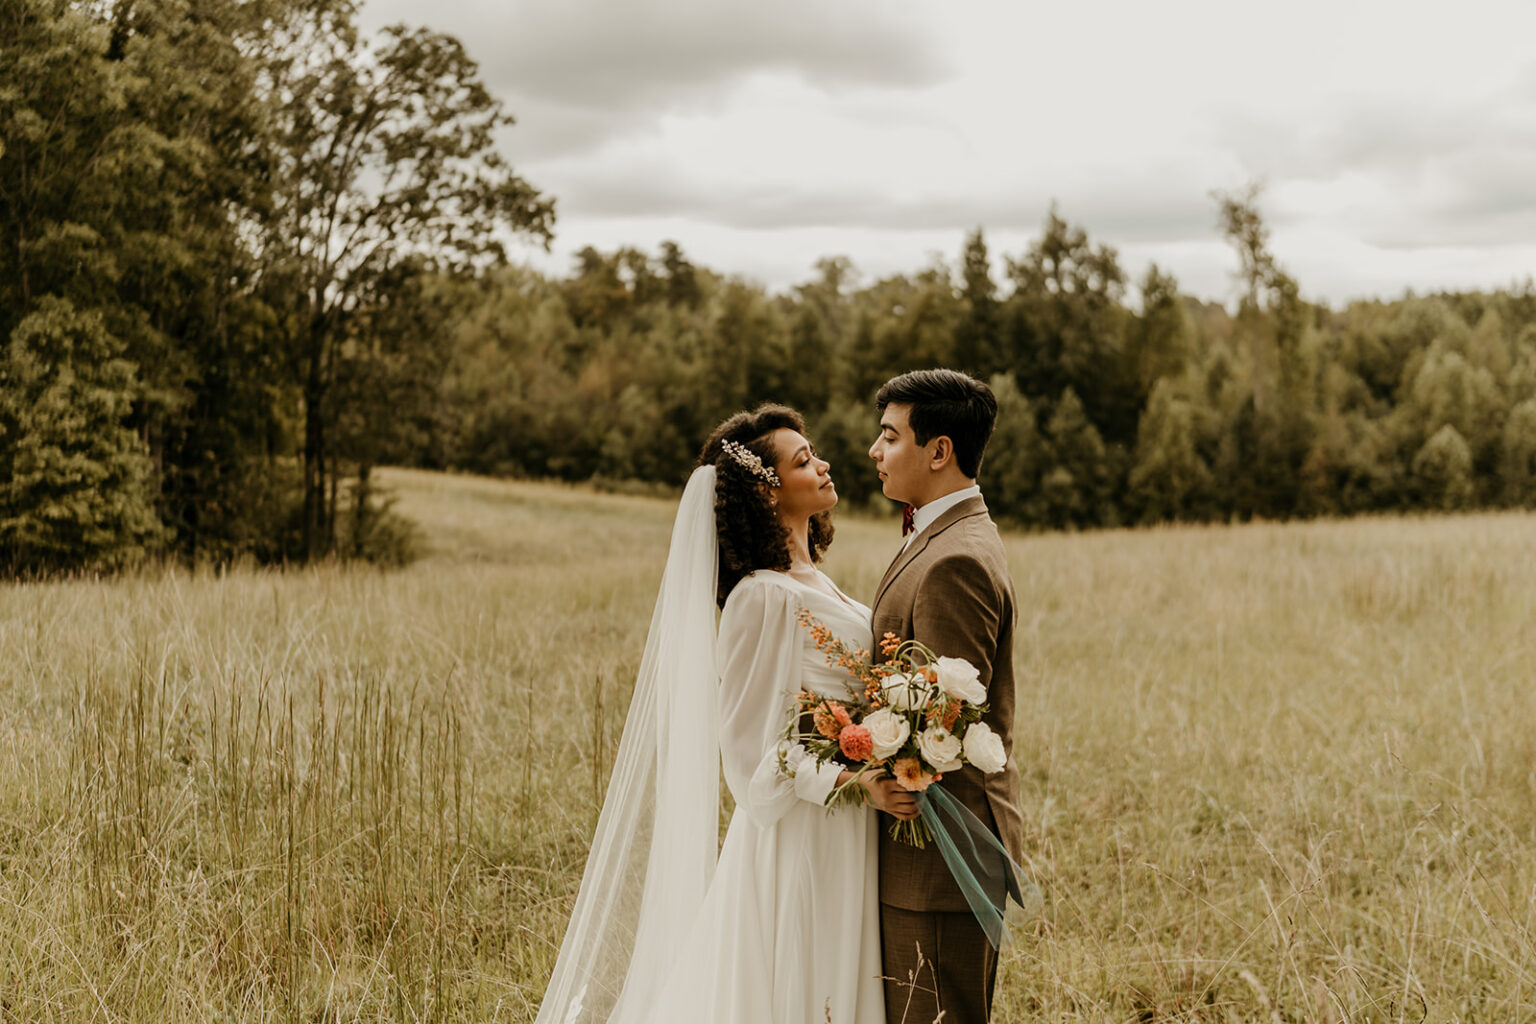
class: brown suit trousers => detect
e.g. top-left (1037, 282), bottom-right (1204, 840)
top-left (871, 496), bottom-right (1022, 1024)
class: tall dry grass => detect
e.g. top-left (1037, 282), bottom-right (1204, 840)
top-left (1, 467), bottom-right (1532, 1021)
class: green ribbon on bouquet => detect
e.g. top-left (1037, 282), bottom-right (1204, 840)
top-left (915, 786), bottom-right (1043, 950)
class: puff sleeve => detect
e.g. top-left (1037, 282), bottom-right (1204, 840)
top-left (716, 575), bottom-right (843, 827)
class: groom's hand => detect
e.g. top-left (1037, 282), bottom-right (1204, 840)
top-left (863, 776), bottom-right (921, 820)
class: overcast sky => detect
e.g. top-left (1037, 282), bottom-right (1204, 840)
top-left (360, 0), bottom-right (1536, 307)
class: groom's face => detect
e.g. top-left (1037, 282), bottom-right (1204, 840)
top-left (869, 403), bottom-right (929, 505)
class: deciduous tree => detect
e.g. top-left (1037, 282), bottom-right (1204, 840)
top-left (253, 3), bottom-right (554, 557)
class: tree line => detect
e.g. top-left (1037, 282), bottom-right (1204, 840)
top-left (432, 202), bottom-right (1536, 532)
top-left (4, 1), bottom-right (1535, 575)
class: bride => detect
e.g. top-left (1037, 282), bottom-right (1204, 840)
top-left (533, 404), bottom-right (913, 1024)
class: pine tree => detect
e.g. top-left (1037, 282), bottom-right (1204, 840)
top-left (1042, 388), bottom-right (1111, 528)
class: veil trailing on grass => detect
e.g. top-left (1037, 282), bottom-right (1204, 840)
top-left (534, 466), bottom-right (721, 1024)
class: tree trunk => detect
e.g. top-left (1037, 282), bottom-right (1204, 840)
top-left (353, 463), bottom-right (372, 558)
top-left (327, 453), bottom-right (339, 554)
top-left (302, 374), bottom-right (326, 561)
top-left (302, 305), bottom-right (333, 561)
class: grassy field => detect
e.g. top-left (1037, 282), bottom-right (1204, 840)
top-left (1, 466), bottom-right (1533, 1022)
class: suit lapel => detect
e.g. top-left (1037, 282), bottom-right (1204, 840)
top-left (874, 532), bottom-right (928, 612)
top-left (872, 496), bottom-right (989, 613)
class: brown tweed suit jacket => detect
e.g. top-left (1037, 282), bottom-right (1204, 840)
top-left (871, 495), bottom-right (1024, 912)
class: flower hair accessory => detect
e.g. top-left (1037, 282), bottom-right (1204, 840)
top-left (720, 439), bottom-right (781, 487)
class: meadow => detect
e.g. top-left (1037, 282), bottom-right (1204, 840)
top-left (1, 466), bottom-right (1533, 1022)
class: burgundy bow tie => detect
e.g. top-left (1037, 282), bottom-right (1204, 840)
top-left (901, 504), bottom-right (915, 536)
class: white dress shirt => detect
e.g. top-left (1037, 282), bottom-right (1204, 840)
top-left (903, 484), bottom-right (982, 551)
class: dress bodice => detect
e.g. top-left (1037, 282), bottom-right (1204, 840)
top-left (754, 571), bottom-right (873, 702)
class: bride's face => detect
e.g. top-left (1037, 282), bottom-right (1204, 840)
top-left (768, 428), bottom-right (836, 521)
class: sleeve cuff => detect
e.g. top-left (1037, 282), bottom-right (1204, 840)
top-left (791, 750), bottom-right (844, 806)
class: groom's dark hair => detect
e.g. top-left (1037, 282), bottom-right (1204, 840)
top-left (876, 369), bottom-right (998, 479)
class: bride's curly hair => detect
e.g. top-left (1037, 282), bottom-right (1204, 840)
top-left (699, 404), bottom-right (835, 607)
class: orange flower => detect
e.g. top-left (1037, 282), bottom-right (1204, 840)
top-left (926, 700), bottom-right (960, 731)
top-left (892, 757), bottom-right (937, 792)
top-left (814, 700), bottom-right (853, 739)
top-left (839, 724), bottom-right (874, 761)
top-left (879, 632), bottom-right (902, 657)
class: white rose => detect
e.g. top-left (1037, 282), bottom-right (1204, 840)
top-left (880, 671), bottom-right (935, 713)
top-left (961, 721), bottom-right (1007, 774)
top-left (934, 656), bottom-right (986, 705)
top-left (916, 727), bottom-right (965, 773)
top-left (862, 708), bottom-right (911, 760)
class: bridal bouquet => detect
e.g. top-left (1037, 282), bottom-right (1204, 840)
top-left (781, 610), bottom-right (1009, 847)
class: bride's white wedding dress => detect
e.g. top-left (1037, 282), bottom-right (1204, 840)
top-left (534, 467), bottom-right (883, 1024)
top-left (639, 570), bottom-right (884, 1024)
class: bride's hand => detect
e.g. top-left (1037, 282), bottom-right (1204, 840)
top-left (858, 774), bottom-right (921, 821)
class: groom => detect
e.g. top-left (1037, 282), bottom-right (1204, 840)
top-left (864, 369), bottom-right (1024, 1024)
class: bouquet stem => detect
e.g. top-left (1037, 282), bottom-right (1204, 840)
top-left (888, 816), bottom-right (933, 848)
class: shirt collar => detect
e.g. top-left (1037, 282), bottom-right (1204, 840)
top-left (906, 484), bottom-right (981, 547)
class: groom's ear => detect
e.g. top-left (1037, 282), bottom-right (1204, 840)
top-left (928, 435), bottom-right (955, 471)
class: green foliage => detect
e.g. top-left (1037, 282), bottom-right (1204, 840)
top-left (954, 228), bottom-right (1004, 378)
top-left (985, 374), bottom-right (1047, 526)
top-left (1499, 399), bottom-right (1536, 506)
top-left (338, 470), bottom-right (421, 567)
top-left (1042, 388), bottom-right (1114, 529)
top-left (414, 213), bottom-right (1536, 535)
top-left (0, 298), bottom-right (163, 570)
top-left (1413, 424), bottom-right (1475, 511)
top-left (0, 0), bottom-right (556, 574)
top-left (1129, 380), bottom-right (1211, 523)
top-left (1005, 207), bottom-right (1137, 445)
top-left (1299, 410), bottom-right (1396, 516)
top-left (1132, 264), bottom-right (1191, 394)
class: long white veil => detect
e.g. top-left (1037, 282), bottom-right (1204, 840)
top-left (534, 465), bottom-right (721, 1024)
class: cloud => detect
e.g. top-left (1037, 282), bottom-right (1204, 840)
top-left (1218, 105), bottom-right (1484, 184)
top-left (1214, 64), bottom-right (1536, 248)
top-left (550, 159), bottom-right (1223, 245)
top-left (1365, 151), bottom-right (1536, 249)
top-left (496, 101), bottom-right (633, 164)
top-left (488, 1), bottom-right (946, 105)
top-left (364, 0), bottom-right (947, 160)
top-left (362, 1), bottom-right (1536, 304)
